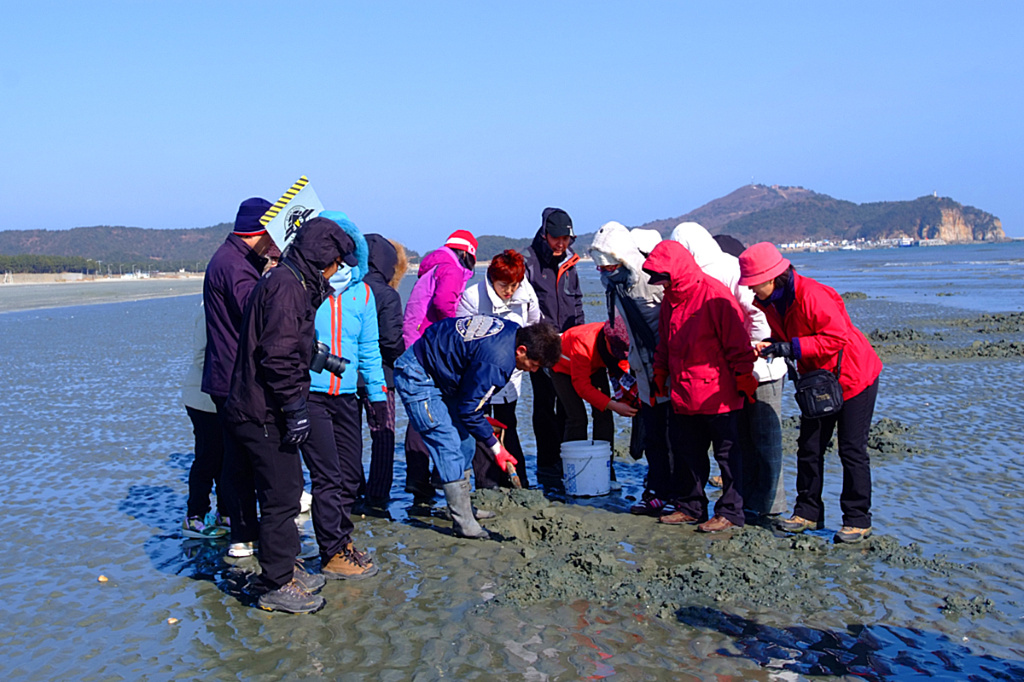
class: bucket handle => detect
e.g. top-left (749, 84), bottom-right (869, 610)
top-left (562, 452), bottom-right (609, 487)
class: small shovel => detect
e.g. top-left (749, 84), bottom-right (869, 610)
top-left (486, 416), bottom-right (521, 489)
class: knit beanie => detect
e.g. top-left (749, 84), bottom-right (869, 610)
top-left (233, 198), bottom-right (272, 236)
top-left (602, 317), bottom-right (631, 360)
top-left (445, 230), bottom-right (478, 257)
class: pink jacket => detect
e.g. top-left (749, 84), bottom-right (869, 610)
top-left (402, 246), bottom-right (473, 347)
top-left (645, 241), bottom-right (755, 415)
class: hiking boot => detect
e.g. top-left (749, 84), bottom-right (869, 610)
top-left (228, 541), bottom-right (256, 558)
top-left (659, 510), bottom-right (700, 525)
top-left (214, 514), bottom-right (231, 531)
top-left (630, 492), bottom-right (669, 517)
top-left (777, 515), bottom-right (824, 533)
top-left (257, 578), bottom-right (326, 614)
top-left (322, 543), bottom-right (379, 580)
top-left (697, 515), bottom-right (736, 533)
top-left (834, 526), bottom-right (873, 544)
top-left (182, 515), bottom-right (228, 539)
top-left (292, 559), bottom-right (326, 593)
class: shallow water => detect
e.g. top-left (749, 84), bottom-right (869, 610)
top-left (2, 249), bottom-right (1024, 679)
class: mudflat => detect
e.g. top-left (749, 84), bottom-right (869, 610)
top-left (2, 281), bottom-right (1023, 679)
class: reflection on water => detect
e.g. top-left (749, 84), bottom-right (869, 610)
top-left (678, 606), bottom-right (1024, 681)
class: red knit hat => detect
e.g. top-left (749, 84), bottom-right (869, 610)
top-left (445, 230), bottom-right (478, 257)
top-left (738, 242), bottom-right (791, 286)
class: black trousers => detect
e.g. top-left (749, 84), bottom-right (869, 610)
top-left (229, 419), bottom-right (304, 590)
top-left (303, 393), bottom-right (363, 562)
top-left (472, 401), bottom-right (531, 489)
top-left (794, 377), bottom-right (878, 529)
top-left (185, 406), bottom-right (224, 518)
top-left (668, 410), bottom-right (745, 526)
top-left (356, 388), bottom-right (397, 501)
top-left (530, 370), bottom-right (567, 472)
top-left (640, 400), bottom-right (676, 500)
top-left (550, 370), bottom-right (613, 444)
top-left (212, 395), bottom-right (258, 545)
top-left (403, 423), bottom-right (436, 495)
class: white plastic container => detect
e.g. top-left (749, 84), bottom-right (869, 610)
top-left (560, 440), bottom-right (612, 497)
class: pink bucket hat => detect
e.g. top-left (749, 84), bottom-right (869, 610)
top-left (738, 242), bottom-right (791, 286)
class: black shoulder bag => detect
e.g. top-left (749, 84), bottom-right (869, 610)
top-left (787, 349), bottom-right (844, 419)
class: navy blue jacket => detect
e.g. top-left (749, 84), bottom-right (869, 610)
top-left (523, 227), bottom-right (585, 333)
top-left (412, 315), bottom-right (519, 444)
top-left (202, 233), bottom-right (266, 398)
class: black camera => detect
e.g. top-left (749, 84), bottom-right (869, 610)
top-left (310, 340), bottom-right (349, 378)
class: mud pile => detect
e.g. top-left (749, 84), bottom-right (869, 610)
top-left (479, 494), bottom-right (983, 621)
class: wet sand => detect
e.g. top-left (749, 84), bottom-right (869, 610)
top-left (1, 288), bottom-right (1023, 679)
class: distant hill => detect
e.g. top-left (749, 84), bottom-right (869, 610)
top-left (0, 223), bottom-right (230, 272)
top-left (0, 185), bottom-right (1006, 272)
top-left (631, 184), bottom-right (1006, 244)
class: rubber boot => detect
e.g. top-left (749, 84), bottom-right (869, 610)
top-left (442, 478), bottom-right (490, 539)
top-left (465, 471), bottom-right (496, 520)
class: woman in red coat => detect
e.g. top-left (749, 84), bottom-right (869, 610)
top-left (643, 241), bottom-right (757, 533)
top-left (739, 242), bottom-right (882, 544)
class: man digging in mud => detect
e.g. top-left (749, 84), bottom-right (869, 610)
top-left (394, 316), bottom-right (562, 538)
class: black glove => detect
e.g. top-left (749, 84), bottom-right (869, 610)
top-left (282, 402), bottom-right (311, 445)
top-left (760, 341), bottom-right (793, 359)
top-left (365, 398), bottom-right (390, 431)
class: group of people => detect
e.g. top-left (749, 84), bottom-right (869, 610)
top-left (179, 199), bottom-right (882, 615)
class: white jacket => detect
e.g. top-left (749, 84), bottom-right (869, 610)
top-left (590, 221), bottom-right (665, 403)
top-left (457, 276), bottom-right (541, 403)
top-left (670, 222), bottom-right (786, 383)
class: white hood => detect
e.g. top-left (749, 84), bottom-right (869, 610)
top-left (670, 221), bottom-right (784, 382)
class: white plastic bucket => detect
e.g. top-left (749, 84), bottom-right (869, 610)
top-left (560, 440), bottom-right (611, 497)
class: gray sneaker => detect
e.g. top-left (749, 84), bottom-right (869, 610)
top-left (292, 560), bottom-right (326, 593)
top-left (257, 578), bottom-right (326, 614)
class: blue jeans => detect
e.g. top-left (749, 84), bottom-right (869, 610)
top-left (394, 350), bottom-right (476, 484)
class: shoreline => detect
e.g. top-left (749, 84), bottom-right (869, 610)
top-left (0, 276), bottom-right (205, 314)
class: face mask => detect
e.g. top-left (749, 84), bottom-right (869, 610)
top-left (600, 267), bottom-right (631, 288)
top-left (329, 263), bottom-right (353, 290)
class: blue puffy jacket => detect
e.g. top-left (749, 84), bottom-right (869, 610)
top-left (411, 315), bottom-right (519, 443)
top-left (309, 212), bottom-right (387, 401)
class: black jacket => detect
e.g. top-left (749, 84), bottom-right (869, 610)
top-left (523, 226), bottom-right (585, 333)
top-left (224, 219), bottom-right (354, 424)
top-left (363, 234), bottom-right (405, 388)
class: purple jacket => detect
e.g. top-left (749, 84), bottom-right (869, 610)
top-left (201, 233), bottom-right (266, 398)
top-left (402, 246), bottom-right (472, 347)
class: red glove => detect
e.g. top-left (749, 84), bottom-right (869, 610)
top-left (652, 368), bottom-right (669, 401)
top-left (736, 373), bottom-right (758, 404)
top-left (495, 443), bottom-right (518, 471)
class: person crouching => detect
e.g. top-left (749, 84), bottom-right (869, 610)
top-left (642, 240), bottom-right (758, 533)
top-left (394, 317), bottom-right (562, 538)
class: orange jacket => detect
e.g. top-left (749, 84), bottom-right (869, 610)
top-left (552, 322), bottom-right (630, 410)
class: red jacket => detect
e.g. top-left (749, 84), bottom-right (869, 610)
top-left (552, 322), bottom-right (630, 411)
top-left (645, 241), bottom-right (755, 415)
top-left (754, 271), bottom-right (882, 400)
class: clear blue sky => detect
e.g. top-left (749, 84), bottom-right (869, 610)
top-left (2, 2), bottom-right (1022, 250)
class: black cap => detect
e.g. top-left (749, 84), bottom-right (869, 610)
top-left (713, 234), bottom-right (746, 258)
top-left (542, 207), bottom-right (574, 238)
